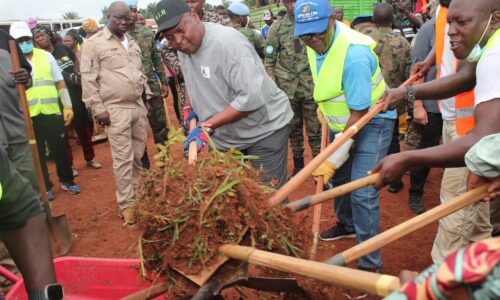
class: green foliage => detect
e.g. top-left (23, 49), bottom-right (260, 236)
top-left (62, 12), bottom-right (80, 20)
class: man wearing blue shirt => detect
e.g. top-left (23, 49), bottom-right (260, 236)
top-left (294, 0), bottom-right (395, 274)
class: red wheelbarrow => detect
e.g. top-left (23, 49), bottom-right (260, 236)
top-left (0, 256), bottom-right (165, 299)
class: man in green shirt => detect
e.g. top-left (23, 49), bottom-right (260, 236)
top-left (264, 0), bottom-right (321, 176)
top-left (127, 0), bottom-right (170, 168)
top-left (227, 3), bottom-right (264, 58)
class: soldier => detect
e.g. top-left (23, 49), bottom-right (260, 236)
top-left (365, 2), bottom-right (412, 194)
top-left (264, 0), bottom-right (321, 176)
top-left (227, 3), bottom-right (264, 58)
top-left (127, 0), bottom-right (170, 169)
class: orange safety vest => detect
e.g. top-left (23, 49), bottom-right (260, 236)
top-left (435, 5), bottom-right (475, 136)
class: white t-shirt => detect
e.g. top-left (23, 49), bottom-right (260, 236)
top-left (437, 5), bottom-right (457, 121)
top-left (121, 36), bottom-right (129, 50)
top-left (28, 50), bottom-right (64, 82)
top-left (475, 44), bottom-right (500, 106)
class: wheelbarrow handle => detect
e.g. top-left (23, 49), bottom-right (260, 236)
top-left (0, 265), bottom-right (20, 284)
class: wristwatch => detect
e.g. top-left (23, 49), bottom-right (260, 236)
top-left (405, 86), bottom-right (416, 104)
top-left (200, 122), bottom-right (215, 136)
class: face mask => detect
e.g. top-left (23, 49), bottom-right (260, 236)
top-left (466, 14), bottom-right (492, 62)
top-left (19, 41), bottom-right (33, 54)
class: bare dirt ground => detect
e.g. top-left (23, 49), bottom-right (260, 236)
top-left (48, 96), bottom-right (443, 299)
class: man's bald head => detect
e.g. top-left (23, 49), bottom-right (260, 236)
top-left (107, 1), bottom-right (131, 37)
top-left (108, 1), bottom-right (129, 16)
top-left (373, 2), bottom-right (394, 27)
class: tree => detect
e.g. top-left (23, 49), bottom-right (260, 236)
top-left (62, 12), bottom-right (80, 20)
top-left (100, 6), bottom-right (108, 24)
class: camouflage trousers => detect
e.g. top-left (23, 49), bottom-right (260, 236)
top-left (289, 96), bottom-right (321, 158)
top-left (404, 117), bottom-right (423, 151)
top-left (148, 94), bottom-right (169, 144)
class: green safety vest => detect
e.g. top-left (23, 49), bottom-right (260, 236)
top-left (307, 23), bottom-right (387, 132)
top-left (26, 48), bottom-right (61, 117)
top-left (480, 29), bottom-right (500, 61)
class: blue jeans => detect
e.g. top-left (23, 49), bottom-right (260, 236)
top-left (329, 117), bottom-right (394, 269)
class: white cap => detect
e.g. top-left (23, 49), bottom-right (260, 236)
top-left (9, 21), bottom-right (32, 39)
top-left (262, 10), bottom-right (272, 21)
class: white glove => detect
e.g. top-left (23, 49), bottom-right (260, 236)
top-left (326, 133), bottom-right (353, 169)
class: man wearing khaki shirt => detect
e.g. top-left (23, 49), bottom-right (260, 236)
top-left (81, 1), bottom-right (148, 224)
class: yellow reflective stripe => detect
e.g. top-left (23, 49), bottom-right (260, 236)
top-left (32, 80), bottom-right (55, 87)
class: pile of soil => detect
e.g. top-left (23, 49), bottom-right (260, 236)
top-left (134, 130), bottom-right (303, 293)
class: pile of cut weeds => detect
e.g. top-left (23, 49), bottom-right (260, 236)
top-left (134, 129), bottom-right (302, 292)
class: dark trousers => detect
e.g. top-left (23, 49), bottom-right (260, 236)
top-left (387, 117), bottom-right (400, 156)
top-left (32, 114), bottom-right (74, 190)
top-left (66, 110), bottom-right (95, 165)
top-left (409, 113), bottom-right (443, 196)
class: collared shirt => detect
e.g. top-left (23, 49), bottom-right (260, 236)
top-left (80, 26), bottom-right (147, 115)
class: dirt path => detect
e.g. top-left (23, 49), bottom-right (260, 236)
top-left (48, 97), bottom-right (443, 298)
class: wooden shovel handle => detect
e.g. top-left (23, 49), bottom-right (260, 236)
top-left (286, 174), bottom-right (379, 212)
top-left (188, 118), bottom-right (198, 164)
top-left (219, 244), bottom-right (400, 297)
top-left (268, 74), bottom-right (419, 207)
top-left (8, 41), bottom-right (51, 215)
top-left (327, 184), bottom-right (490, 266)
top-left (310, 118), bottom-right (329, 260)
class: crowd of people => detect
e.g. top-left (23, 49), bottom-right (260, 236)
top-left (0, 0), bottom-right (498, 298)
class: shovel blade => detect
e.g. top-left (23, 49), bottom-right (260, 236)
top-left (47, 214), bottom-right (72, 257)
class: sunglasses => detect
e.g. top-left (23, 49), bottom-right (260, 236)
top-left (299, 29), bottom-right (328, 42)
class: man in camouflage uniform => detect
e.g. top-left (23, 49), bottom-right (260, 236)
top-left (365, 2), bottom-right (411, 193)
top-left (162, 0), bottom-right (230, 133)
top-left (264, 0), bottom-right (321, 175)
top-left (227, 3), bottom-right (264, 58)
top-left (127, 1), bottom-right (169, 146)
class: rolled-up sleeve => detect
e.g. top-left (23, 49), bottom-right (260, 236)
top-left (465, 133), bottom-right (500, 178)
top-left (80, 41), bottom-right (106, 115)
top-left (227, 55), bottom-right (265, 112)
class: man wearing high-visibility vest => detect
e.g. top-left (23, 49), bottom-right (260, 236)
top-left (10, 21), bottom-right (80, 200)
top-left (374, 0), bottom-right (500, 261)
top-left (293, 0), bottom-right (396, 276)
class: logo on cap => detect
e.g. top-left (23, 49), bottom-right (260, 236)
top-left (155, 9), bottom-right (166, 22)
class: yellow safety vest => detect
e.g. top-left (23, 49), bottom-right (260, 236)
top-left (0, 182), bottom-right (3, 202)
top-left (307, 23), bottom-right (387, 132)
top-left (26, 48), bottom-right (61, 117)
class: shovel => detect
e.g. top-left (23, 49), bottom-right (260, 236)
top-left (8, 40), bottom-right (72, 257)
top-left (326, 184), bottom-right (490, 266)
top-left (267, 74), bottom-right (419, 207)
top-left (219, 244), bottom-right (401, 297)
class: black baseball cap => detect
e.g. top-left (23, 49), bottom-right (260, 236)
top-left (154, 0), bottom-right (191, 39)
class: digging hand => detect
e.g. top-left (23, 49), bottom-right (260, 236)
top-left (312, 133), bottom-right (353, 184)
top-left (183, 126), bottom-right (208, 152)
top-left (183, 105), bottom-right (198, 128)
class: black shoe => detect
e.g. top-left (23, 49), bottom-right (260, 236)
top-left (409, 194), bottom-right (426, 214)
top-left (320, 223), bottom-right (356, 241)
top-left (141, 151), bottom-right (150, 170)
top-left (288, 156), bottom-right (304, 180)
top-left (388, 180), bottom-right (404, 193)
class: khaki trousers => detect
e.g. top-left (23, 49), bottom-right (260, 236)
top-left (431, 120), bottom-right (492, 262)
top-left (105, 105), bottom-right (147, 211)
